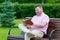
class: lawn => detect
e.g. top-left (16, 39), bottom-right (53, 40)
top-left (0, 19), bottom-right (23, 40)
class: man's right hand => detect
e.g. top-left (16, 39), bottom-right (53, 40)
top-left (26, 25), bottom-right (31, 29)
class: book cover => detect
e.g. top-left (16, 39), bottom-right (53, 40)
top-left (23, 19), bottom-right (33, 25)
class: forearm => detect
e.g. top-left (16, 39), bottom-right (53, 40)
top-left (33, 23), bottom-right (46, 28)
top-left (33, 24), bottom-right (43, 28)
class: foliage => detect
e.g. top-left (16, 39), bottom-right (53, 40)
top-left (15, 3), bottom-right (60, 18)
top-left (0, 0), bottom-right (60, 3)
top-left (0, 2), bottom-right (19, 27)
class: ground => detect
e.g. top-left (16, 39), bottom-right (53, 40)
top-left (0, 19), bottom-right (23, 40)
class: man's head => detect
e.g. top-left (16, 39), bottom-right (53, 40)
top-left (35, 5), bottom-right (43, 16)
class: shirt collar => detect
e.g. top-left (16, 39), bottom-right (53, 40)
top-left (36, 12), bottom-right (44, 16)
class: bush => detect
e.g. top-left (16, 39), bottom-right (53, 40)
top-left (15, 3), bottom-right (60, 18)
top-left (0, 0), bottom-right (60, 3)
top-left (11, 0), bottom-right (60, 3)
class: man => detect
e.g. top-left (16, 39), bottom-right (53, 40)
top-left (18, 5), bottom-right (49, 40)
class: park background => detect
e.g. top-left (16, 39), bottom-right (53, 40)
top-left (0, 0), bottom-right (60, 40)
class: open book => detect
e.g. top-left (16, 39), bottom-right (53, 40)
top-left (23, 19), bottom-right (33, 25)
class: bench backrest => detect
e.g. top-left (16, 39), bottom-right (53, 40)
top-left (47, 18), bottom-right (60, 39)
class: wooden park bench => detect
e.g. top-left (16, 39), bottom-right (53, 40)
top-left (7, 17), bottom-right (60, 40)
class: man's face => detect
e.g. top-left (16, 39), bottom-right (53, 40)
top-left (35, 7), bottom-right (42, 15)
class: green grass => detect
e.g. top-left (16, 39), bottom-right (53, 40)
top-left (0, 19), bottom-right (23, 40)
top-left (0, 28), bottom-right (22, 40)
top-left (14, 19), bottom-right (23, 27)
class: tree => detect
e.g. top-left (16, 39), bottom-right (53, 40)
top-left (0, 2), bottom-right (19, 27)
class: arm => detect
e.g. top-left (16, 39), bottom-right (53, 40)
top-left (33, 16), bottom-right (49, 28)
top-left (33, 22), bottom-right (47, 28)
top-left (25, 22), bottom-right (46, 28)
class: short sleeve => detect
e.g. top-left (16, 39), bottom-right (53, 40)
top-left (42, 15), bottom-right (49, 23)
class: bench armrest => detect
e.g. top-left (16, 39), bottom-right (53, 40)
top-left (49, 29), bottom-right (60, 40)
top-left (25, 17), bottom-right (32, 20)
top-left (8, 26), bottom-right (14, 35)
